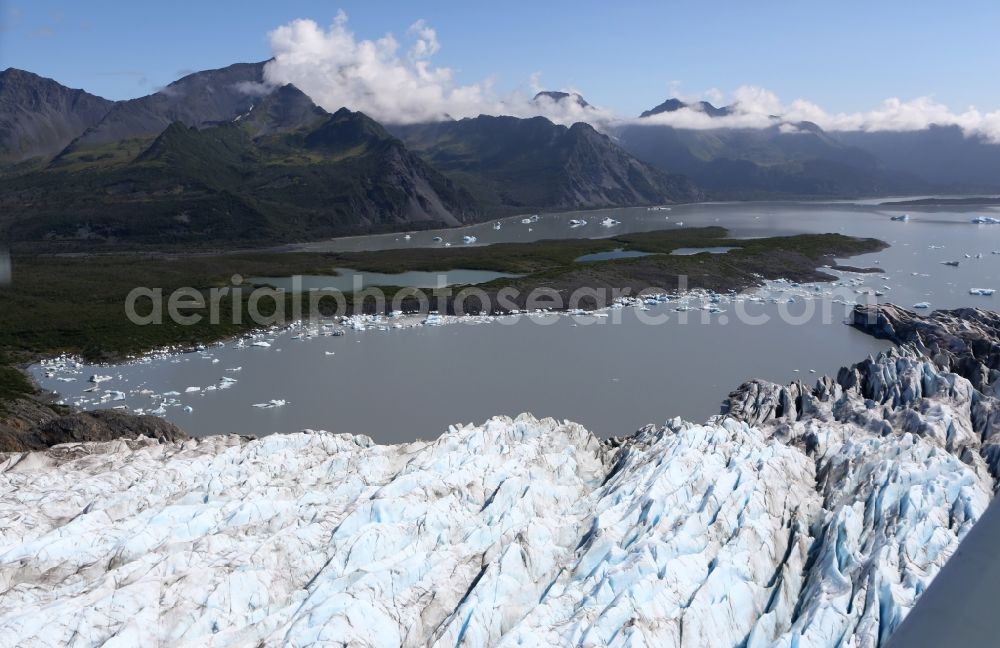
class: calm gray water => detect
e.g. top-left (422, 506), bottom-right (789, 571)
top-left (670, 247), bottom-right (738, 256)
top-left (31, 200), bottom-right (1000, 442)
top-left (575, 249), bottom-right (655, 263)
top-left (278, 199), bottom-right (1000, 254)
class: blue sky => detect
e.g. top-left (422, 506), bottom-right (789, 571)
top-left (3, 0), bottom-right (1000, 118)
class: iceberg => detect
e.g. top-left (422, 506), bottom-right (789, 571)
top-left (463, 235), bottom-right (478, 244)
top-left (969, 288), bottom-right (995, 296)
top-left (252, 399), bottom-right (287, 409)
top-left (600, 217), bottom-right (620, 227)
top-left (971, 216), bottom-right (1000, 224)
top-left (890, 213), bottom-right (910, 221)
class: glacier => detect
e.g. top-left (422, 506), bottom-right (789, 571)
top-left (1, 305), bottom-right (998, 647)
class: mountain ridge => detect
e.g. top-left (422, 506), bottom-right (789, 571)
top-left (1, 104), bottom-right (480, 248)
top-left (392, 114), bottom-right (703, 213)
top-left (7, 63), bottom-right (1000, 248)
top-left (73, 61), bottom-right (269, 146)
top-left (639, 97), bottom-right (732, 118)
top-left (0, 68), bottom-right (115, 166)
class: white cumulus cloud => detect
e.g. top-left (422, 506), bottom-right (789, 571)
top-left (261, 12), bottom-right (615, 126)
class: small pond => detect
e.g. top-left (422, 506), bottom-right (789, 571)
top-left (250, 268), bottom-right (521, 292)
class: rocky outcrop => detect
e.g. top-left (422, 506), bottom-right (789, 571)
top-left (850, 304), bottom-right (1000, 393)
top-left (0, 400), bottom-right (188, 452)
top-left (23, 410), bottom-right (188, 449)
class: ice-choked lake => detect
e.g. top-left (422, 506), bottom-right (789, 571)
top-left (31, 200), bottom-right (1000, 441)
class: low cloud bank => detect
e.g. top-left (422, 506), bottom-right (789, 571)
top-left (261, 13), bottom-right (1000, 142)
top-left (638, 87), bottom-right (1000, 142)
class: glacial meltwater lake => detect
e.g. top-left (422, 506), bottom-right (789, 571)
top-left (30, 199), bottom-right (1000, 442)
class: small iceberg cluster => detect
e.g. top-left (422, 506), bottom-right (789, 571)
top-left (252, 399), bottom-right (287, 409)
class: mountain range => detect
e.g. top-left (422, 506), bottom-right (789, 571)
top-left (2, 62), bottom-right (1000, 248)
top-left (0, 64), bottom-right (704, 248)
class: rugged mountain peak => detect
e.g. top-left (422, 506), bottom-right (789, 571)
top-left (1, 67), bottom-right (45, 84)
top-left (0, 68), bottom-right (114, 164)
top-left (304, 107), bottom-right (397, 152)
top-left (639, 97), bottom-right (731, 119)
top-left (393, 113), bottom-right (702, 212)
top-left (75, 61), bottom-right (269, 145)
top-left (533, 90), bottom-right (591, 109)
top-left (238, 83), bottom-right (328, 136)
top-left (136, 120), bottom-right (251, 168)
